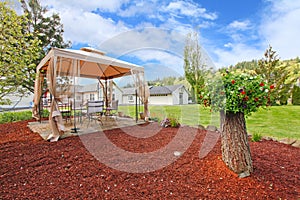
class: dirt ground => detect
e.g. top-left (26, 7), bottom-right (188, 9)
top-left (0, 120), bottom-right (299, 199)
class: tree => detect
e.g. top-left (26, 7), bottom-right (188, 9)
top-left (205, 71), bottom-right (273, 177)
top-left (183, 31), bottom-right (210, 103)
top-left (0, 2), bottom-right (41, 104)
top-left (19, 0), bottom-right (71, 93)
top-left (256, 45), bottom-right (289, 105)
top-left (292, 85), bottom-right (300, 105)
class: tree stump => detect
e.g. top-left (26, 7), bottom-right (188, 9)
top-left (221, 112), bottom-right (253, 177)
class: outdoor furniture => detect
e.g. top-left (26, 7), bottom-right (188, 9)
top-left (58, 102), bottom-right (72, 123)
top-left (105, 100), bottom-right (119, 117)
top-left (87, 100), bottom-right (104, 125)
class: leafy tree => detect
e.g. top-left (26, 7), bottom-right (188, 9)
top-left (205, 70), bottom-right (274, 177)
top-left (0, 2), bottom-right (41, 104)
top-left (19, 0), bottom-right (71, 93)
top-left (147, 76), bottom-right (184, 86)
top-left (292, 85), bottom-right (300, 105)
top-left (256, 45), bottom-right (289, 105)
top-left (183, 31), bottom-right (210, 103)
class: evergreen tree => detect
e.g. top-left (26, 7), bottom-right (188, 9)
top-left (20, 0), bottom-right (71, 51)
top-left (19, 0), bottom-right (71, 93)
top-left (256, 45), bottom-right (289, 105)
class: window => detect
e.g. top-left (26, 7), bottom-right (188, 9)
top-left (90, 93), bottom-right (95, 101)
top-left (128, 95), bottom-right (133, 102)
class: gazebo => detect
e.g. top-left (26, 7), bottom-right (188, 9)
top-left (32, 47), bottom-right (149, 142)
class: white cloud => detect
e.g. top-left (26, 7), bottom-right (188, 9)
top-left (36, 1), bottom-right (130, 46)
top-left (60, 9), bottom-right (128, 46)
top-left (98, 28), bottom-right (186, 60)
top-left (212, 44), bottom-right (262, 68)
top-left (133, 49), bottom-right (184, 73)
top-left (224, 43), bottom-right (233, 48)
top-left (118, 1), bottom-right (156, 17)
top-left (41, 0), bottom-right (129, 12)
top-left (259, 0), bottom-right (300, 59)
top-left (163, 0), bottom-right (217, 20)
top-left (228, 20), bottom-right (251, 31)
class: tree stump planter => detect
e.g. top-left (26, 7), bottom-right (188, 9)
top-left (221, 112), bottom-right (253, 177)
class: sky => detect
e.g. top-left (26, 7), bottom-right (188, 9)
top-left (9, 0), bottom-right (300, 80)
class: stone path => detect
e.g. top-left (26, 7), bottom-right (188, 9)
top-left (28, 117), bottom-right (146, 140)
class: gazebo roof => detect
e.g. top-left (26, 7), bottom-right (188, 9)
top-left (37, 47), bottom-right (144, 80)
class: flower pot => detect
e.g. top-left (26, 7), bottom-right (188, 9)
top-left (139, 112), bottom-right (145, 120)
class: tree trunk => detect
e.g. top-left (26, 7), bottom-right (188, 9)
top-left (221, 112), bottom-right (253, 177)
top-left (219, 110), bottom-right (225, 132)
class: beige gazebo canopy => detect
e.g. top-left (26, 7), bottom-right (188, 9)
top-left (36, 47), bottom-right (144, 79)
top-left (32, 47), bottom-right (149, 142)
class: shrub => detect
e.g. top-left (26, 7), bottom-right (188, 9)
top-left (41, 109), bottom-right (50, 118)
top-left (0, 110), bottom-right (32, 124)
top-left (251, 132), bottom-right (262, 142)
top-left (149, 117), bottom-right (159, 122)
top-left (160, 115), bottom-right (180, 128)
top-left (169, 117), bottom-right (180, 128)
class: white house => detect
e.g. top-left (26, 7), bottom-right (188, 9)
top-left (121, 84), bottom-right (189, 105)
top-left (121, 87), bottom-right (138, 105)
top-left (148, 85), bottom-right (189, 105)
top-left (77, 82), bottom-right (123, 105)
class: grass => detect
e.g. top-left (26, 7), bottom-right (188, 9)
top-left (119, 104), bottom-right (300, 140)
top-left (246, 105), bottom-right (300, 140)
top-left (119, 104), bottom-right (220, 127)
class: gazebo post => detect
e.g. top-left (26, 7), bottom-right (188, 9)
top-left (135, 89), bottom-right (138, 122)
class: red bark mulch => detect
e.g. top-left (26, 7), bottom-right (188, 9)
top-left (0, 120), bottom-right (299, 199)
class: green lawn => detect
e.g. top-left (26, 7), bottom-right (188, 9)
top-left (119, 104), bottom-right (300, 140)
top-left (246, 105), bottom-right (300, 140)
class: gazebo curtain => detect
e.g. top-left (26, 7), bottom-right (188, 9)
top-left (33, 56), bottom-right (80, 141)
top-left (132, 70), bottom-right (150, 119)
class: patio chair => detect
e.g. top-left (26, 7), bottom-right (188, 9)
top-left (87, 100), bottom-right (104, 125)
top-left (58, 101), bottom-right (72, 123)
top-left (105, 100), bottom-right (119, 117)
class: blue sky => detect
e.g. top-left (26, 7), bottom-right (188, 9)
top-left (11, 0), bottom-right (300, 80)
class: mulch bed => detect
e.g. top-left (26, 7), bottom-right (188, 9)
top-left (0, 120), bottom-right (299, 199)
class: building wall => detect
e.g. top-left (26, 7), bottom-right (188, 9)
top-left (149, 95), bottom-right (173, 105)
top-left (172, 87), bottom-right (189, 105)
top-left (82, 91), bottom-right (98, 102)
top-left (113, 87), bottom-right (123, 103)
top-left (122, 94), bottom-right (137, 105)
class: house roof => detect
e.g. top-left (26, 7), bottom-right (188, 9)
top-left (77, 81), bottom-right (122, 93)
top-left (79, 83), bottom-right (98, 93)
top-left (149, 84), bottom-right (184, 95)
top-left (122, 87), bottom-right (136, 95)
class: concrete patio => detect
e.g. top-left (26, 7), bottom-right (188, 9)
top-left (28, 116), bottom-right (146, 140)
